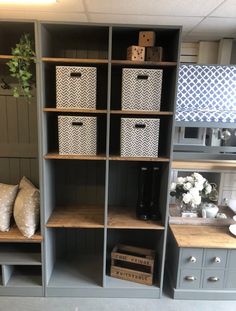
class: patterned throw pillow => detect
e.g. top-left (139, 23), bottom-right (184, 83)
top-left (0, 183), bottom-right (18, 232)
top-left (14, 176), bottom-right (40, 238)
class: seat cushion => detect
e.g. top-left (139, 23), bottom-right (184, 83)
top-left (0, 183), bottom-right (18, 232)
top-left (14, 177), bottom-right (40, 238)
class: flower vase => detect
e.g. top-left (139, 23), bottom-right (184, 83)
top-left (176, 198), bottom-right (199, 216)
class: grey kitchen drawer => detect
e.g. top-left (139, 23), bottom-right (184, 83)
top-left (180, 248), bottom-right (203, 268)
top-left (225, 270), bottom-right (236, 288)
top-left (178, 269), bottom-right (201, 289)
top-left (203, 249), bottom-right (227, 269)
top-left (202, 269), bottom-right (225, 289)
top-left (227, 250), bottom-right (236, 269)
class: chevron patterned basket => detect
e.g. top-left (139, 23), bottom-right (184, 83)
top-left (121, 68), bottom-right (163, 111)
top-left (58, 116), bottom-right (97, 155)
top-left (120, 118), bottom-right (160, 157)
top-left (56, 66), bottom-right (97, 109)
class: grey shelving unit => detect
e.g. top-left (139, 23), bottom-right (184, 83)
top-left (0, 20), bottom-right (181, 297)
top-left (0, 20), bottom-right (43, 297)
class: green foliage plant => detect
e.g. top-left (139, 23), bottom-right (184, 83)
top-left (7, 33), bottom-right (35, 99)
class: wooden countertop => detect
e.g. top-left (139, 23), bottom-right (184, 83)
top-left (172, 160), bottom-right (236, 171)
top-left (169, 224), bottom-right (236, 249)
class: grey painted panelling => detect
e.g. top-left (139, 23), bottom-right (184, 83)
top-left (40, 24), bottom-right (109, 59)
top-left (54, 161), bottom-right (105, 206)
top-left (0, 89), bottom-right (38, 158)
top-left (0, 158), bottom-right (39, 186)
top-left (55, 228), bottom-right (104, 257)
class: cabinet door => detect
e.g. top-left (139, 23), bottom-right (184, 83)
top-left (180, 248), bottom-right (203, 268)
top-left (225, 270), bottom-right (236, 288)
top-left (202, 270), bottom-right (225, 289)
top-left (178, 269), bottom-right (201, 289)
top-left (227, 250), bottom-right (236, 269)
top-left (203, 249), bottom-right (227, 269)
top-left (223, 173), bottom-right (236, 188)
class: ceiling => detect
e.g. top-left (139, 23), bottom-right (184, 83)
top-left (0, 0), bottom-right (235, 41)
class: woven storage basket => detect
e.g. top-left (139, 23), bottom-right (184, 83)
top-left (58, 116), bottom-right (97, 155)
top-left (120, 118), bottom-right (160, 157)
top-left (121, 68), bottom-right (163, 111)
top-left (56, 66), bottom-right (97, 109)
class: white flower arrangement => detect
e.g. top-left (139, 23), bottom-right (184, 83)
top-left (170, 172), bottom-right (212, 206)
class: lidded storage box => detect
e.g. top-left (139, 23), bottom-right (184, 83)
top-left (121, 68), bottom-right (163, 111)
top-left (56, 66), bottom-right (97, 109)
top-left (58, 116), bottom-right (97, 155)
top-left (121, 118), bottom-right (160, 157)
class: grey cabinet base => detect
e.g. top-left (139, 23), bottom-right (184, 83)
top-left (46, 287), bottom-right (160, 298)
top-left (0, 287), bottom-right (43, 297)
top-left (172, 288), bottom-right (236, 300)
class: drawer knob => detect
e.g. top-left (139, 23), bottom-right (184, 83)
top-left (185, 276), bottom-right (196, 281)
top-left (189, 256), bottom-right (197, 263)
top-left (208, 276), bottom-right (219, 282)
top-left (214, 257), bottom-right (221, 263)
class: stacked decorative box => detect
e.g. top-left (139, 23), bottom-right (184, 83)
top-left (121, 67), bottom-right (162, 157)
top-left (56, 66), bottom-right (97, 155)
top-left (126, 31), bottom-right (163, 62)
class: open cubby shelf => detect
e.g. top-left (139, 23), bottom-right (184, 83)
top-left (108, 207), bottom-right (164, 230)
top-left (0, 21), bottom-right (180, 297)
top-left (47, 254), bottom-right (103, 289)
top-left (4, 266), bottom-right (42, 287)
top-left (0, 244), bottom-right (41, 265)
top-left (46, 206), bottom-right (104, 228)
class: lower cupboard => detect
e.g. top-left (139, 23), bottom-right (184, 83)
top-left (167, 225), bottom-right (236, 300)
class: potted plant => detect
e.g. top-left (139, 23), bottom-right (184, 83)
top-left (6, 33), bottom-right (35, 100)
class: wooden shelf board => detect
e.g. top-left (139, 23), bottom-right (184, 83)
top-left (43, 108), bottom-right (107, 114)
top-left (0, 55), bottom-right (12, 60)
top-left (0, 225), bottom-right (42, 243)
top-left (44, 153), bottom-right (107, 160)
top-left (108, 207), bottom-right (164, 230)
top-left (110, 110), bottom-right (173, 116)
top-left (0, 251), bottom-right (41, 265)
top-left (109, 156), bottom-right (170, 162)
top-left (172, 160), bottom-right (236, 170)
top-left (42, 57), bottom-right (108, 64)
top-left (170, 224), bottom-right (236, 249)
top-left (111, 60), bottom-right (177, 67)
top-left (46, 206), bottom-right (104, 228)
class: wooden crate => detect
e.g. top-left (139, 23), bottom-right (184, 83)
top-left (110, 244), bottom-right (155, 285)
